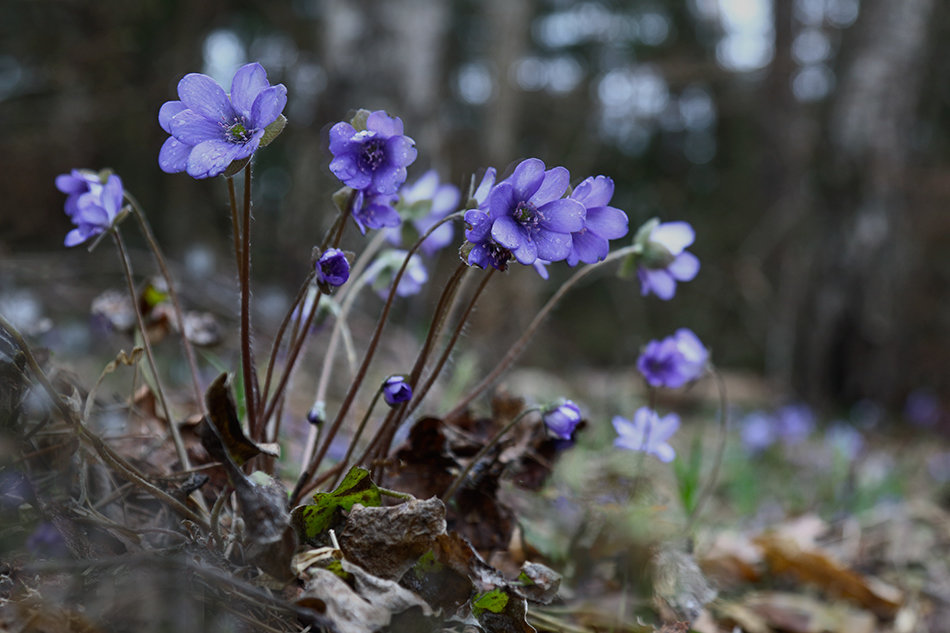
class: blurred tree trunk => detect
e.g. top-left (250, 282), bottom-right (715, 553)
top-left (789, 0), bottom-right (935, 406)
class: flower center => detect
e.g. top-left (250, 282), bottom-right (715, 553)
top-left (515, 201), bottom-right (541, 230)
top-left (485, 241), bottom-right (512, 270)
top-left (360, 140), bottom-right (386, 170)
top-left (226, 120), bottom-right (251, 143)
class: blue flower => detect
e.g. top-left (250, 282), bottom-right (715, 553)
top-left (159, 62), bottom-right (287, 179)
top-left (57, 172), bottom-right (125, 247)
top-left (566, 176), bottom-right (629, 266)
top-left (316, 248), bottom-right (350, 288)
top-left (55, 168), bottom-right (103, 219)
top-left (352, 190), bottom-right (401, 234)
top-left (388, 170), bottom-right (460, 255)
top-left (329, 110), bottom-right (417, 195)
top-left (365, 249), bottom-right (429, 298)
top-left (485, 158), bottom-right (586, 266)
top-left (633, 219), bottom-right (700, 300)
top-left (613, 408), bottom-right (679, 463)
top-left (637, 328), bottom-right (708, 388)
top-left (543, 400), bottom-right (582, 439)
top-left (382, 375), bottom-right (412, 406)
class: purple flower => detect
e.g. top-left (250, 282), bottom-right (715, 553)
top-left (57, 172), bottom-right (125, 247)
top-left (543, 400), bottom-right (582, 439)
top-left (775, 403), bottom-right (814, 445)
top-left (740, 411), bottom-right (776, 453)
top-left (613, 408), bottom-right (679, 463)
top-left (566, 176), bottom-right (629, 266)
top-left (904, 388), bottom-right (941, 427)
top-left (382, 375), bottom-right (412, 406)
top-left (825, 424), bottom-right (864, 460)
top-left (159, 62), bottom-right (287, 179)
top-left (388, 170), bottom-right (460, 255)
top-left (352, 191), bottom-right (401, 234)
top-left (485, 158), bottom-right (586, 266)
top-left (55, 168), bottom-right (102, 219)
top-left (366, 249), bottom-right (429, 298)
top-left (461, 168), bottom-right (514, 271)
top-left (329, 110), bottom-right (417, 195)
top-left (637, 328), bottom-right (708, 388)
top-left (633, 219), bottom-right (700, 300)
top-left (316, 248), bottom-right (350, 288)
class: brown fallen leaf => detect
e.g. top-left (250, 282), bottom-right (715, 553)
top-left (742, 592), bottom-right (876, 633)
top-left (754, 530), bottom-right (903, 617)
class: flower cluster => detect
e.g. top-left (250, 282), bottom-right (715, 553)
top-left (55, 169), bottom-right (126, 247)
top-left (329, 110), bottom-right (418, 232)
top-left (462, 159), bottom-right (629, 271)
top-left (159, 62), bottom-right (287, 179)
top-left (637, 328), bottom-right (709, 389)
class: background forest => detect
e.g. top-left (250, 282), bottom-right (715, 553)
top-left (1, 0), bottom-right (949, 416)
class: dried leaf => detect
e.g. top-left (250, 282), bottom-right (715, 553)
top-left (291, 466), bottom-right (382, 545)
top-left (742, 592), bottom-right (876, 633)
top-left (202, 372), bottom-right (276, 465)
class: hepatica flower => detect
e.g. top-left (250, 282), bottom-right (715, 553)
top-left (613, 407), bottom-right (680, 463)
top-left (543, 400), bottom-right (582, 439)
top-left (159, 62), bottom-right (287, 179)
top-left (486, 158), bottom-right (585, 266)
top-left (56, 172), bottom-right (126, 247)
top-left (637, 328), bottom-right (709, 388)
top-left (389, 170), bottom-right (460, 255)
top-left (365, 249), bottom-right (429, 298)
top-left (566, 175), bottom-right (629, 266)
top-left (352, 190), bottom-right (401, 234)
top-left (329, 110), bottom-right (417, 195)
top-left (630, 219), bottom-right (700, 300)
top-left (315, 248), bottom-right (350, 288)
top-left (382, 375), bottom-right (412, 406)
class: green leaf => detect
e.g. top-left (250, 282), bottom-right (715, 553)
top-left (471, 588), bottom-right (509, 617)
top-left (259, 114), bottom-right (287, 149)
top-left (291, 466), bottom-right (382, 542)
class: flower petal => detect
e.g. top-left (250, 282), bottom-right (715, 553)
top-left (230, 63), bottom-right (268, 118)
top-left (585, 205), bottom-right (629, 240)
top-left (530, 166), bottom-right (570, 206)
top-left (668, 251), bottom-right (700, 282)
top-left (491, 215), bottom-right (526, 250)
top-left (569, 229), bottom-right (608, 265)
top-left (64, 228), bottom-right (89, 247)
top-left (385, 135), bottom-right (417, 168)
top-left (158, 137), bottom-right (190, 174)
top-left (512, 238), bottom-right (539, 265)
top-left (640, 268), bottom-right (676, 300)
top-left (186, 139), bottom-right (245, 179)
top-left (572, 175), bottom-right (614, 208)
top-left (509, 158), bottom-right (545, 201)
top-left (329, 122), bottom-right (357, 153)
top-left (473, 167), bottom-right (497, 206)
top-left (158, 100), bottom-right (187, 133)
top-left (170, 110), bottom-right (223, 144)
top-left (534, 229), bottom-right (572, 262)
top-left (177, 72), bottom-right (235, 122)
top-left (537, 198), bottom-right (585, 233)
top-left (651, 443), bottom-right (676, 463)
top-left (250, 84), bottom-right (287, 128)
top-left (487, 182), bottom-right (516, 221)
top-left (650, 221), bottom-right (695, 254)
top-left (366, 110), bottom-right (403, 136)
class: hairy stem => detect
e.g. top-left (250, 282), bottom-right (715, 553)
top-left (124, 192), bottom-right (205, 413)
top-left (112, 229), bottom-right (191, 471)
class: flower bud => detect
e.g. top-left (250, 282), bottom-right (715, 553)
top-left (542, 400), bottom-right (582, 439)
top-left (382, 375), bottom-right (412, 406)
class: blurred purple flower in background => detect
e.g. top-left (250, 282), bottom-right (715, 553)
top-left (382, 375), bottom-right (412, 406)
top-left (739, 402), bottom-right (816, 454)
top-left (566, 175), bottom-right (629, 265)
top-left (825, 424), bottom-right (864, 460)
top-left (613, 407), bottom-right (680, 462)
top-left (542, 400), bottom-right (582, 439)
top-left (740, 411), bottom-right (776, 453)
top-left (159, 62), bottom-right (287, 179)
top-left (637, 328), bottom-right (709, 388)
top-left (904, 388), bottom-right (942, 427)
top-left (389, 170), bottom-right (460, 255)
top-left (365, 249), bottom-right (429, 298)
top-left (329, 110), bottom-right (417, 195)
top-left (634, 220), bottom-right (700, 300)
top-left (56, 172), bottom-right (125, 246)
